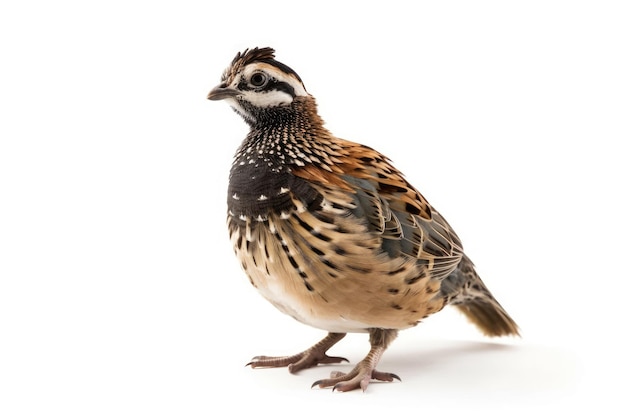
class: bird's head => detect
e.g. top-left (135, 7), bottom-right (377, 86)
top-left (207, 47), bottom-right (309, 125)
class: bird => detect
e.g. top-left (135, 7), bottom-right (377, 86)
top-left (207, 47), bottom-right (519, 392)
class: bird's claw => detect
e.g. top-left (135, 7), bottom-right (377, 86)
top-left (247, 353), bottom-right (348, 373)
top-left (312, 367), bottom-right (401, 392)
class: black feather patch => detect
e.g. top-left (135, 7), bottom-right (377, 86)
top-left (228, 160), bottom-right (321, 224)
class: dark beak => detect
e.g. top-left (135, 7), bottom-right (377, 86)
top-left (207, 84), bottom-right (239, 101)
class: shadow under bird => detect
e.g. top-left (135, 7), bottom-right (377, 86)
top-left (207, 47), bottom-right (519, 392)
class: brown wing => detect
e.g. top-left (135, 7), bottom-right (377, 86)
top-left (291, 138), bottom-right (464, 281)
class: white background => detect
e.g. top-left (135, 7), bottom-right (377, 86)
top-left (1, 0), bottom-right (625, 415)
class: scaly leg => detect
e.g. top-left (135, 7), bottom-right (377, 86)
top-left (312, 328), bottom-right (400, 392)
top-left (248, 332), bottom-right (348, 373)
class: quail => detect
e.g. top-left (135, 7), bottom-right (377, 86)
top-left (207, 47), bottom-right (519, 392)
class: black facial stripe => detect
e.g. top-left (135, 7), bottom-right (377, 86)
top-left (268, 80), bottom-right (296, 97)
top-left (238, 77), bottom-right (296, 98)
top-left (238, 79), bottom-right (254, 91)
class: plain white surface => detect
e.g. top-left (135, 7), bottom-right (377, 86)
top-left (1, 1), bottom-right (625, 415)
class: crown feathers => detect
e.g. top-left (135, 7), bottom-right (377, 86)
top-left (221, 47), bottom-right (303, 86)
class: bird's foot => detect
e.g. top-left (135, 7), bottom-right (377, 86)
top-left (247, 332), bottom-right (348, 373)
top-left (248, 352), bottom-right (348, 373)
top-left (312, 362), bottom-right (400, 392)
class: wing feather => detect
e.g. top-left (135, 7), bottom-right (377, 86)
top-left (291, 138), bottom-right (463, 281)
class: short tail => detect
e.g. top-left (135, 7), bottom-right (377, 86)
top-left (455, 299), bottom-right (520, 337)
top-left (443, 256), bottom-right (520, 337)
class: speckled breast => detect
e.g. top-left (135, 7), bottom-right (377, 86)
top-left (226, 167), bottom-right (447, 333)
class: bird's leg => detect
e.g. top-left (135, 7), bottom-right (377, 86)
top-left (312, 328), bottom-right (400, 392)
top-left (248, 332), bottom-right (348, 373)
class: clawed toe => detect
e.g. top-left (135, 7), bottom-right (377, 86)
top-left (312, 365), bottom-right (401, 392)
top-left (247, 353), bottom-right (348, 372)
top-left (247, 355), bottom-right (299, 368)
top-left (371, 370), bottom-right (401, 382)
top-left (246, 333), bottom-right (348, 372)
top-left (288, 354), bottom-right (349, 373)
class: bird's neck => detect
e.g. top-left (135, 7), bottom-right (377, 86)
top-left (235, 96), bottom-right (333, 166)
top-left (227, 96), bottom-right (333, 223)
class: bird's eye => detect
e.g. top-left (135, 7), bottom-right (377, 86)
top-left (250, 72), bottom-right (268, 87)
